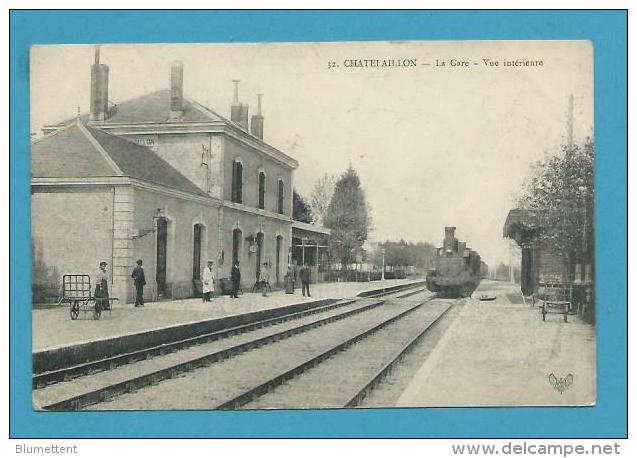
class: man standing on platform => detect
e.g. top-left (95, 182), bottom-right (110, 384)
top-left (131, 259), bottom-right (146, 307)
top-left (261, 262), bottom-right (271, 297)
top-left (300, 262), bottom-right (311, 297)
top-left (202, 260), bottom-right (215, 302)
top-left (231, 260), bottom-right (241, 299)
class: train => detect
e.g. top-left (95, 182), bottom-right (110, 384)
top-left (426, 226), bottom-right (486, 298)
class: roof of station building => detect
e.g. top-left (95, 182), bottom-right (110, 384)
top-left (502, 208), bottom-right (541, 238)
top-left (32, 121), bottom-right (208, 197)
top-left (49, 90), bottom-right (225, 127)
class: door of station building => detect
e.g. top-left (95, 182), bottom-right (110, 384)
top-left (232, 228), bottom-right (242, 265)
top-left (276, 235), bottom-right (282, 285)
top-left (193, 224), bottom-right (202, 281)
top-left (255, 232), bottom-right (264, 280)
top-left (156, 217), bottom-right (168, 297)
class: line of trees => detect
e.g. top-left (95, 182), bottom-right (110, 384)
top-left (369, 240), bottom-right (437, 271)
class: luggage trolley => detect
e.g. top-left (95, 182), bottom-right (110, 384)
top-left (62, 274), bottom-right (117, 320)
top-left (537, 280), bottom-right (571, 323)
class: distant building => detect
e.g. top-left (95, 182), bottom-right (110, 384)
top-left (32, 49), bottom-right (298, 304)
top-left (291, 221), bottom-right (331, 283)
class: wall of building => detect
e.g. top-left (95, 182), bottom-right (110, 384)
top-left (223, 137), bottom-right (293, 215)
top-left (31, 187), bottom-right (114, 303)
top-left (131, 187), bottom-right (220, 302)
top-left (220, 207), bottom-right (292, 288)
top-left (537, 246), bottom-right (566, 282)
top-left (116, 132), bottom-right (224, 199)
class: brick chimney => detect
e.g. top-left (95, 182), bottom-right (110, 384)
top-left (169, 61), bottom-right (184, 120)
top-left (250, 94), bottom-right (264, 139)
top-left (230, 80), bottom-right (249, 130)
top-left (89, 46), bottom-right (109, 122)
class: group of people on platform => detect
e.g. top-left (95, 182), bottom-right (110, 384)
top-left (93, 258), bottom-right (313, 308)
top-left (198, 260), bottom-right (313, 301)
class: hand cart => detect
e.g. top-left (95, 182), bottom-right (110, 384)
top-left (62, 274), bottom-right (117, 320)
top-left (537, 280), bottom-right (571, 323)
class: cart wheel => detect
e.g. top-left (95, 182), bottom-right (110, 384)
top-left (70, 303), bottom-right (79, 320)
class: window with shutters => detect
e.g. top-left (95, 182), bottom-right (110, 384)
top-left (277, 179), bottom-right (284, 214)
top-left (258, 171), bottom-right (266, 210)
top-left (232, 160), bottom-right (243, 203)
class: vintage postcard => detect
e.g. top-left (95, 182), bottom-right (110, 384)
top-left (30, 41), bottom-right (595, 411)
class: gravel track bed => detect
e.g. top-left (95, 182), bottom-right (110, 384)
top-left (86, 301), bottom-right (416, 410)
top-left (358, 298), bottom-right (464, 407)
top-left (34, 298), bottom-right (381, 408)
top-left (241, 299), bottom-right (449, 409)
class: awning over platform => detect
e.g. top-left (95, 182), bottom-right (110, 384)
top-left (503, 209), bottom-right (541, 243)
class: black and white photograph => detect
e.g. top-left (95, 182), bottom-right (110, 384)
top-left (30, 40), bottom-right (595, 410)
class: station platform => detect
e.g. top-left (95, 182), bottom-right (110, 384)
top-left (32, 279), bottom-right (421, 370)
top-left (397, 279), bottom-right (596, 407)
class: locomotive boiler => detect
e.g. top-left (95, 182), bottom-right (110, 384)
top-left (426, 227), bottom-right (484, 298)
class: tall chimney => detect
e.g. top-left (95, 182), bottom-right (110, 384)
top-left (230, 80), bottom-right (249, 130)
top-left (89, 46), bottom-right (109, 122)
top-left (169, 61), bottom-right (184, 120)
top-left (250, 93), bottom-right (264, 139)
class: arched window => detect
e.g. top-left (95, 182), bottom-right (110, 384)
top-left (258, 171), bottom-right (266, 210)
top-left (277, 179), bottom-right (285, 214)
top-left (232, 160), bottom-right (243, 204)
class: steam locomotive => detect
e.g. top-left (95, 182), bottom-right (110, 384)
top-left (426, 227), bottom-right (486, 298)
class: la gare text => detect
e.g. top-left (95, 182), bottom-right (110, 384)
top-left (329, 58), bottom-right (544, 69)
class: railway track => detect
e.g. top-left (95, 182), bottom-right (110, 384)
top-left (242, 296), bottom-right (453, 409)
top-left (34, 284), bottom-right (425, 410)
top-left (86, 291), bottom-right (453, 410)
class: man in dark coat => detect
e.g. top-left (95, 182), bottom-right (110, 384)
top-left (300, 263), bottom-right (311, 297)
top-left (131, 259), bottom-right (146, 307)
top-left (230, 260), bottom-right (241, 299)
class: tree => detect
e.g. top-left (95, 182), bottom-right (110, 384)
top-left (292, 190), bottom-right (313, 223)
top-left (309, 173), bottom-right (335, 226)
top-left (324, 166), bottom-right (370, 267)
top-left (517, 139), bottom-right (594, 267)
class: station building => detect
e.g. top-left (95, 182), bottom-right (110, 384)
top-left (32, 49), bottom-right (298, 304)
top-left (503, 208), bottom-right (594, 320)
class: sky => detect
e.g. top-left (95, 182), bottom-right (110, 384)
top-left (30, 41), bottom-right (593, 267)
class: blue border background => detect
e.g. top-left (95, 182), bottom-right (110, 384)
top-left (10, 10), bottom-right (627, 438)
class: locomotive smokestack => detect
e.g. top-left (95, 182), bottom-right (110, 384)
top-left (89, 45), bottom-right (109, 122)
top-left (169, 61), bottom-right (184, 120)
top-left (250, 93), bottom-right (264, 139)
top-left (443, 226), bottom-right (457, 253)
top-left (230, 80), bottom-right (249, 130)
